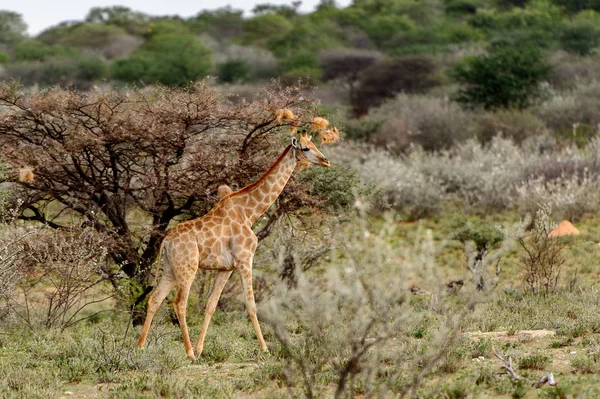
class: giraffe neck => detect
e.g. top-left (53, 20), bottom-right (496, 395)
top-left (232, 145), bottom-right (297, 225)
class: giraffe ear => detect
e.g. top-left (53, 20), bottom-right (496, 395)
top-left (291, 137), bottom-right (298, 148)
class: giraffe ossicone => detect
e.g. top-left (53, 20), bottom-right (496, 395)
top-left (137, 130), bottom-right (331, 361)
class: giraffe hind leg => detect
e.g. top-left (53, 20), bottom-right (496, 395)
top-left (137, 269), bottom-right (175, 349)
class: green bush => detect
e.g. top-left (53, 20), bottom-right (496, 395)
top-left (363, 15), bottom-right (415, 48)
top-left (241, 14), bottom-right (293, 45)
top-left (38, 23), bottom-right (126, 50)
top-left (559, 21), bottom-right (600, 55)
top-left (551, 0), bottom-right (600, 14)
top-left (217, 59), bottom-right (253, 83)
top-left (111, 33), bottom-right (211, 85)
top-left (299, 165), bottom-right (362, 213)
top-left (0, 11), bottom-right (27, 45)
top-left (12, 40), bottom-right (76, 61)
top-left (445, 0), bottom-right (479, 16)
top-left (450, 44), bottom-right (551, 110)
top-left (0, 51), bottom-right (8, 64)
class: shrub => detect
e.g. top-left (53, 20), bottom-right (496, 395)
top-left (8, 227), bottom-right (111, 330)
top-left (263, 216), bottom-right (465, 397)
top-left (358, 149), bottom-right (446, 220)
top-left (342, 117), bottom-right (384, 142)
top-left (476, 110), bottom-right (548, 144)
top-left (38, 23), bottom-right (127, 52)
top-left (369, 94), bottom-right (476, 153)
top-left (319, 48), bottom-right (383, 108)
top-left (217, 59), bottom-right (253, 83)
top-left (298, 165), bottom-right (363, 213)
top-left (111, 34), bottom-right (212, 85)
top-left (353, 55), bottom-right (440, 116)
top-left (363, 14), bottom-right (415, 49)
top-left (536, 81), bottom-right (600, 134)
top-left (212, 44), bottom-right (279, 80)
top-left (0, 52), bottom-right (8, 64)
top-left (0, 11), bottom-right (27, 45)
top-left (548, 51), bottom-right (600, 89)
top-left (451, 44), bottom-right (551, 110)
top-left (187, 6), bottom-right (244, 40)
top-left (518, 353), bottom-right (551, 370)
top-left (451, 217), bottom-right (505, 291)
top-left (4, 55), bottom-right (107, 89)
top-left (515, 172), bottom-right (600, 221)
top-left (445, 0), bottom-right (479, 16)
top-left (517, 205), bottom-right (566, 296)
top-left (559, 21), bottom-right (600, 55)
top-left (241, 14), bottom-right (293, 45)
top-left (12, 39), bottom-right (76, 61)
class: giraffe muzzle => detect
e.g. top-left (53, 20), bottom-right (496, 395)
top-left (319, 158), bottom-right (330, 167)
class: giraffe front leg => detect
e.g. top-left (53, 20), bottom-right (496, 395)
top-left (194, 270), bottom-right (233, 357)
top-left (240, 264), bottom-right (268, 352)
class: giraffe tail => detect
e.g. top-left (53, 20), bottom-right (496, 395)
top-left (152, 240), bottom-right (166, 288)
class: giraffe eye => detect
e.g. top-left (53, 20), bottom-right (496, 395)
top-left (301, 147), bottom-right (310, 152)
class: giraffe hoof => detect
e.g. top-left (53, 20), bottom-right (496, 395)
top-left (187, 353), bottom-right (197, 362)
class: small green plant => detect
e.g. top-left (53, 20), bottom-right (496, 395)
top-left (549, 337), bottom-right (573, 348)
top-left (470, 338), bottom-right (493, 358)
top-left (452, 217), bottom-right (504, 291)
top-left (571, 353), bottom-right (600, 374)
top-left (518, 353), bottom-right (551, 370)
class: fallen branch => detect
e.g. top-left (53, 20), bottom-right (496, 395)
top-left (493, 348), bottom-right (522, 381)
top-left (493, 346), bottom-right (558, 388)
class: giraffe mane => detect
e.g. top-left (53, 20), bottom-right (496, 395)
top-left (229, 145), bottom-right (292, 197)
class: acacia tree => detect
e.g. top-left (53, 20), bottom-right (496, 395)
top-left (0, 82), bottom-right (328, 312)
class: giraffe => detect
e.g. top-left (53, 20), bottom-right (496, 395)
top-left (137, 130), bottom-right (331, 361)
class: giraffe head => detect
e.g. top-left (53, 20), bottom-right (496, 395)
top-left (292, 130), bottom-right (330, 167)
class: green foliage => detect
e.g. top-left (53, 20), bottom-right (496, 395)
top-left (12, 40), bottom-right (77, 62)
top-left (0, 51), bottom-right (8, 64)
top-left (451, 217), bottom-right (504, 253)
top-left (186, 6), bottom-right (244, 39)
top-left (518, 353), bottom-right (551, 369)
top-left (85, 6), bottom-right (149, 35)
top-left (144, 19), bottom-right (190, 38)
top-left (445, 0), bottom-right (479, 16)
top-left (267, 20), bottom-right (340, 58)
top-left (299, 165), bottom-right (363, 212)
top-left (559, 21), bottom-right (600, 55)
top-left (363, 15), bottom-right (415, 48)
top-left (217, 59), bottom-right (253, 83)
top-left (343, 117), bottom-right (384, 141)
top-left (111, 34), bottom-right (211, 85)
top-left (451, 44), bottom-right (551, 110)
top-left (551, 0), bottom-right (600, 13)
top-left (38, 23), bottom-right (126, 49)
top-left (242, 13), bottom-right (293, 45)
top-left (0, 11), bottom-right (27, 45)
